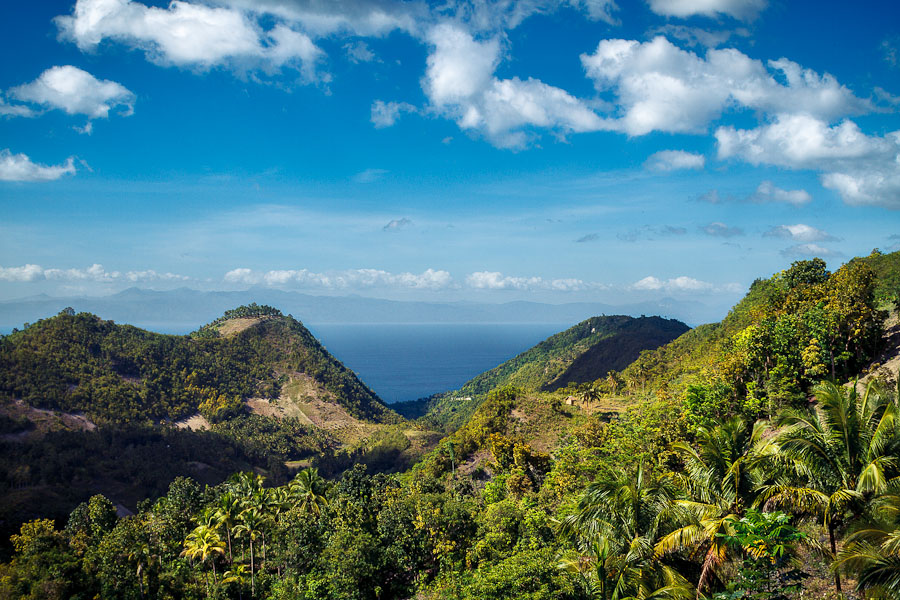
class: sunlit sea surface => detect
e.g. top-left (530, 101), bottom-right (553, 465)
top-left (306, 323), bottom-right (569, 403)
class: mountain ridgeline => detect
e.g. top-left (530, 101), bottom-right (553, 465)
top-left (0, 304), bottom-right (397, 425)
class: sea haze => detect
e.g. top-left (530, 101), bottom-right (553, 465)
top-left (307, 323), bottom-right (570, 404)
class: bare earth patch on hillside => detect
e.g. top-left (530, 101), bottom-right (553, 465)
top-left (174, 413), bottom-right (210, 431)
top-left (0, 400), bottom-right (96, 441)
top-left (216, 317), bottom-right (263, 337)
top-left (274, 373), bottom-right (378, 444)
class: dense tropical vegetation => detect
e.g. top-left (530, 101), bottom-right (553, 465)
top-left (1, 252), bottom-right (899, 599)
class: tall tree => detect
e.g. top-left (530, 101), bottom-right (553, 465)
top-left (655, 417), bottom-right (774, 594)
top-left (766, 379), bottom-right (900, 595)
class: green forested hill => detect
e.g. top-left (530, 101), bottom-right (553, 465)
top-left (401, 315), bottom-right (688, 429)
top-left (460, 315), bottom-right (688, 394)
top-left (0, 305), bottom-right (398, 425)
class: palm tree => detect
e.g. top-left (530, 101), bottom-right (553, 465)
top-left (212, 491), bottom-right (241, 563)
top-left (222, 563), bottom-right (250, 600)
top-left (580, 386), bottom-right (602, 412)
top-left (655, 417), bottom-right (774, 595)
top-left (181, 524), bottom-right (226, 598)
top-left (233, 506), bottom-right (265, 597)
top-left (289, 468), bottom-right (329, 516)
top-left (765, 379), bottom-right (900, 595)
top-left (559, 464), bottom-right (692, 600)
top-left (834, 486), bottom-right (900, 598)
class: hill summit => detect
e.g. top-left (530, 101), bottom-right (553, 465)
top-left (0, 304), bottom-right (398, 426)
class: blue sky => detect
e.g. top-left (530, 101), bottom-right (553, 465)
top-left (1, 0), bottom-right (898, 316)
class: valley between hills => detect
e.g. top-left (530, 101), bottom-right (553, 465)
top-left (1, 249), bottom-right (899, 599)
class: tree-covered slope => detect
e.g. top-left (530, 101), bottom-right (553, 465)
top-left (618, 254), bottom-right (893, 421)
top-left (400, 315), bottom-right (687, 429)
top-left (0, 304), bottom-right (399, 425)
top-left (459, 315), bottom-right (688, 395)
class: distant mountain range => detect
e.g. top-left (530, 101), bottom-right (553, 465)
top-left (0, 287), bottom-right (717, 332)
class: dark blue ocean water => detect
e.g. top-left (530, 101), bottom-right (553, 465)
top-left (306, 323), bottom-right (568, 404)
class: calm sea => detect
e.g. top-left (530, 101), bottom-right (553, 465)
top-left (307, 323), bottom-right (569, 404)
top-left (0, 321), bottom-right (569, 404)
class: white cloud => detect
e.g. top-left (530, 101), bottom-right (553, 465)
top-left (644, 149), bottom-right (705, 172)
top-left (465, 271), bottom-right (594, 291)
top-left (581, 37), bottom-right (868, 136)
top-left (124, 270), bottom-right (191, 282)
top-left (225, 267), bottom-right (453, 290)
top-left (423, 23), bottom-right (604, 147)
top-left (219, 0), bottom-right (423, 37)
top-left (716, 115), bottom-right (900, 209)
top-left (345, 40), bottom-right (376, 63)
top-left (764, 224), bottom-right (838, 242)
top-left (371, 100), bottom-right (416, 128)
top-left (715, 114), bottom-right (883, 168)
top-left (751, 181), bottom-right (812, 206)
top-left (647, 0), bottom-right (767, 20)
top-left (0, 149), bottom-right (76, 182)
top-left (56, 0), bottom-right (323, 78)
top-left (10, 65), bottom-right (134, 122)
top-left (424, 23), bottom-right (499, 105)
top-left (0, 99), bottom-right (37, 118)
top-left (466, 271), bottom-right (544, 290)
top-left (0, 264), bottom-right (45, 282)
top-left (630, 275), bottom-right (740, 293)
top-left (780, 243), bottom-right (841, 258)
top-left (0, 263), bottom-right (190, 283)
top-left (44, 264), bottom-right (120, 282)
top-left (439, 0), bottom-right (619, 32)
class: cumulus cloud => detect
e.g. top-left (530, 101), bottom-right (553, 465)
top-left (764, 224), bottom-right (838, 243)
top-left (631, 275), bottom-right (741, 293)
top-left (644, 149), bottom-right (705, 172)
top-left (352, 168), bottom-right (388, 183)
top-left (697, 182), bottom-right (812, 206)
top-left (780, 243), bottom-right (842, 258)
top-left (10, 66), bottom-right (134, 122)
top-left (383, 217), bottom-right (412, 231)
top-left (371, 100), bottom-right (416, 128)
top-left (225, 267), bottom-right (453, 290)
top-left (647, 0), bottom-right (767, 20)
top-left (576, 233), bottom-right (600, 243)
top-left (716, 115), bottom-right (900, 209)
top-left (581, 37), bottom-right (868, 136)
top-left (56, 0), bottom-right (323, 79)
top-left (0, 99), bottom-right (37, 118)
top-left (423, 23), bottom-right (604, 148)
top-left (465, 271), bottom-right (592, 291)
top-left (0, 264), bottom-right (46, 282)
top-left (0, 263), bottom-right (189, 283)
top-left (440, 0), bottom-right (619, 32)
top-left (701, 222), bottom-right (743, 237)
top-left (0, 149), bottom-right (76, 182)
top-left (219, 0), bottom-right (423, 37)
top-left (750, 181), bottom-right (812, 206)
